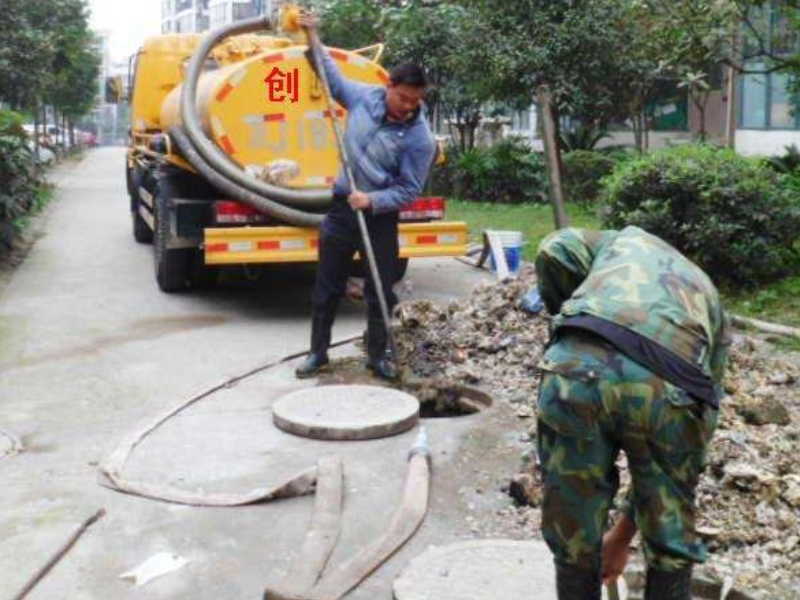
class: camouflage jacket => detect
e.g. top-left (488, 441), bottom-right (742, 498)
top-left (535, 226), bottom-right (729, 391)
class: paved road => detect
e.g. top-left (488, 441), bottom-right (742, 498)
top-left (0, 147), bottom-right (552, 599)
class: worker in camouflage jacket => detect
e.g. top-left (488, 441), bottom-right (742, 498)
top-left (533, 226), bottom-right (729, 600)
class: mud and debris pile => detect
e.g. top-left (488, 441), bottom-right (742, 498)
top-left (395, 265), bottom-right (547, 409)
top-left (393, 268), bottom-right (800, 598)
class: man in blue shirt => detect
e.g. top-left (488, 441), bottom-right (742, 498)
top-left (295, 12), bottom-right (436, 380)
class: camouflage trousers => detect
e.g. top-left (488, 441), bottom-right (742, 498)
top-left (536, 329), bottom-right (718, 573)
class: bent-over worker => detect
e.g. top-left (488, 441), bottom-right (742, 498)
top-left (534, 226), bottom-right (729, 600)
top-left (295, 12), bottom-right (436, 381)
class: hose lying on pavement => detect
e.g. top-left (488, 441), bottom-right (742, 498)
top-left (97, 334), bottom-right (359, 506)
top-left (263, 428), bottom-right (431, 600)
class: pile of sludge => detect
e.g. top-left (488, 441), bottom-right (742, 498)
top-left (393, 265), bottom-right (800, 599)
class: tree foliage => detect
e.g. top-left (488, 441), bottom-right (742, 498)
top-left (0, 0), bottom-right (99, 121)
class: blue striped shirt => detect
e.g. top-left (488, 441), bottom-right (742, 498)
top-left (320, 49), bottom-right (436, 215)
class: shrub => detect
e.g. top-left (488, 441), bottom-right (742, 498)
top-left (764, 144), bottom-right (800, 174)
top-left (562, 150), bottom-right (617, 207)
top-left (601, 144), bottom-right (800, 287)
top-left (438, 137), bottom-right (547, 204)
top-left (0, 110), bottom-right (43, 249)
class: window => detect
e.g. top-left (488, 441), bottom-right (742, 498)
top-left (739, 2), bottom-right (800, 129)
top-left (176, 13), bottom-right (194, 32)
top-left (740, 63), bottom-right (799, 129)
top-left (233, 0), bottom-right (258, 21)
top-left (210, 2), bottom-right (229, 28)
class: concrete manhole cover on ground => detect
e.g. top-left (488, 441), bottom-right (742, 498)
top-left (272, 384), bottom-right (420, 440)
top-left (393, 539), bottom-right (557, 600)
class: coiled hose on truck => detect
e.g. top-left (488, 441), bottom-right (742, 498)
top-left (175, 15), bottom-right (332, 226)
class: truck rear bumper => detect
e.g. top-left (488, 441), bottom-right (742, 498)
top-left (203, 221), bottom-right (468, 265)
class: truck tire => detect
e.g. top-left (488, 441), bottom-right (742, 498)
top-left (128, 164), bottom-right (153, 244)
top-left (153, 189), bottom-right (191, 292)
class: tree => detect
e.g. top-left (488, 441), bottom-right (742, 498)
top-left (317, 0), bottom-right (385, 50)
top-left (382, 1), bottom-right (491, 150)
top-left (0, 0), bottom-right (99, 145)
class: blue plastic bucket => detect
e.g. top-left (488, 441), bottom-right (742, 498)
top-left (488, 230), bottom-right (524, 274)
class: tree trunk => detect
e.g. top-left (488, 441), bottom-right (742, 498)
top-left (33, 102), bottom-right (40, 157)
top-left (537, 85), bottom-right (569, 230)
top-left (632, 113), bottom-right (643, 153)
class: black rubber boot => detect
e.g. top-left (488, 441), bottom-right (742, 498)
top-left (555, 562), bottom-right (601, 600)
top-left (644, 566), bottom-right (692, 600)
top-left (365, 318), bottom-right (397, 380)
top-left (295, 310), bottom-right (334, 379)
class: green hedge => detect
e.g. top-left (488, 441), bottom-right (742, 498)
top-left (601, 144), bottom-right (800, 287)
top-left (0, 110), bottom-right (44, 249)
top-left (562, 150), bottom-right (617, 206)
top-left (433, 138), bottom-right (547, 204)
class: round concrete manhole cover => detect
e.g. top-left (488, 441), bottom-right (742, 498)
top-left (393, 540), bottom-right (557, 600)
top-left (272, 384), bottom-right (420, 441)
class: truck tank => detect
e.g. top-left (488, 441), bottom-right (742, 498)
top-left (126, 8), bottom-right (468, 293)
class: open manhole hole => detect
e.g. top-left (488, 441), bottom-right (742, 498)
top-left (402, 380), bottom-right (492, 418)
top-left (314, 358), bottom-right (492, 419)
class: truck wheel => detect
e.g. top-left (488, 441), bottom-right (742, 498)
top-left (128, 165), bottom-right (153, 244)
top-left (132, 206), bottom-right (153, 244)
top-left (153, 189), bottom-right (191, 293)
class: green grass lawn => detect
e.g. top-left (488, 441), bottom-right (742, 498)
top-left (722, 275), bottom-right (800, 351)
top-left (446, 199), bottom-right (601, 262)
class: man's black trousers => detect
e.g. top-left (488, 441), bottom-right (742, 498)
top-left (311, 203), bottom-right (400, 358)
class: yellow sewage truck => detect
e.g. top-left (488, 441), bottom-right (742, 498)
top-left (125, 6), bottom-right (468, 292)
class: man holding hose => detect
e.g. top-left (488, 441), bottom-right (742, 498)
top-left (295, 11), bottom-right (436, 380)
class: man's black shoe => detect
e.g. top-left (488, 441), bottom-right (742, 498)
top-left (295, 353), bottom-right (329, 379)
top-left (367, 357), bottom-right (398, 380)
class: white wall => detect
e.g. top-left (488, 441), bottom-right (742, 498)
top-left (601, 130), bottom-right (693, 150)
top-left (735, 130), bottom-right (800, 156)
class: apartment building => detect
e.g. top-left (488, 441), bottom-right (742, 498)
top-left (162, 0), bottom-right (273, 34)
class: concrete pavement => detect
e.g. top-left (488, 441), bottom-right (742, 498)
top-left (0, 147), bottom-right (553, 599)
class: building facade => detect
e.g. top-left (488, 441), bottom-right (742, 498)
top-left (162, 0), bottom-right (273, 34)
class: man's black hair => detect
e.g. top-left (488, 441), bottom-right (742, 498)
top-left (388, 63), bottom-right (428, 88)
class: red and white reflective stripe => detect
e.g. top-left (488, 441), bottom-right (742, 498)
top-left (211, 116), bottom-right (237, 155)
top-left (417, 235), bottom-right (438, 245)
top-left (243, 113), bottom-right (287, 125)
top-left (283, 48), bottom-right (306, 60)
top-left (263, 113), bottom-right (286, 122)
top-left (329, 49), bottom-right (371, 69)
top-left (306, 176), bottom-right (336, 186)
top-left (216, 68), bottom-right (247, 103)
top-left (263, 48), bottom-right (306, 63)
top-left (257, 239), bottom-right (313, 251)
top-left (304, 109), bottom-right (345, 120)
top-left (207, 238), bottom-right (317, 254)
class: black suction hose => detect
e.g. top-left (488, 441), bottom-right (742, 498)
top-left (170, 126), bottom-right (323, 228)
top-left (179, 15), bottom-right (333, 212)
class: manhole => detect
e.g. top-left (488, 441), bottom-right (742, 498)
top-left (272, 384), bottom-right (419, 441)
top-left (403, 380), bottom-right (492, 418)
top-left (393, 539), bottom-right (556, 599)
